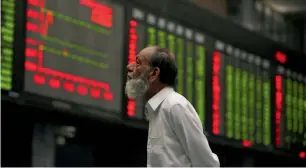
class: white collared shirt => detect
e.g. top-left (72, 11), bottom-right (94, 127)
top-left (146, 87), bottom-right (220, 167)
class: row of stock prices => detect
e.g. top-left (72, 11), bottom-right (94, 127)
top-left (212, 40), bottom-right (272, 148)
top-left (1, 0), bottom-right (15, 91)
top-left (24, 0), bottom-right (124, 112)
top-left (275, 65), bottom-right (306, 151)
top-left (128, 8), bottom-right (207, 127)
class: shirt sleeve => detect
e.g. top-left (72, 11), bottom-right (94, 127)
top-left (168, 104), bottom-right (220, 167)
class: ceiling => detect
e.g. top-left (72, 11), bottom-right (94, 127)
top-left (264, 0), bottom-right (306, 20)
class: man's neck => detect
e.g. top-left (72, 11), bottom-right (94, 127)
top-left (145, 84), bottom-right (167, 101)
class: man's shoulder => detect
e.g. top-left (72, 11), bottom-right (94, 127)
top-left (162, 91), bottom-right (189, 109)
top-left (161, 92), bottom-right (197, 121)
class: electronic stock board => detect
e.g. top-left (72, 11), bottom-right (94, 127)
top-left (211, 41), bottom-right (272, 150)
top-left (274, 52), bottom-right (306, 158)
top-left (1, 0), bottom-right (306, 159)
top-left (4, 0), bottom-right (126, 119)
top-left (1, 0), bottom-right (15, 91)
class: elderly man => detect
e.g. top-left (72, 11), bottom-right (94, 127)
top-left (126, 46), bottom-right (220, 167)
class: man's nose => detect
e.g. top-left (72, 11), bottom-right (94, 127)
top-left (127, 62), bottom-right (135, 79)
top-left (127, 62), bottom-right (135, 73)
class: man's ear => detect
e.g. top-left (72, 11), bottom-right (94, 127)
top-left (149, 67), bottom-right (160, 83)
top-left (151, 67), bottom-right (160, 77)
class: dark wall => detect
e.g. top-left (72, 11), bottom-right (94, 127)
top-left (1, 100), bottom-right (149, 167)
top-left (55, 120), bottom-right (148, 167)
top-left (1, 101), bottom-right (34, 167)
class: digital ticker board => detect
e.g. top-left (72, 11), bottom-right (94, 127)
top-left (275, 54), bottom-right (306, 156)
top-left (1, 0), bottom-right (16, 91)
top-left (212, 40), bottom-right (272, 149)
top-left (127, 7), bottom-right (210, 128)
top-left (23, 0), bottom-right (124, 114)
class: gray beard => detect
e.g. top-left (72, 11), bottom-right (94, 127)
top-left (125, 72), bottom-right (149, 99)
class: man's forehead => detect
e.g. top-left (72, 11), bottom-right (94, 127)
top-left (137, 46), bottom-right (158, 61)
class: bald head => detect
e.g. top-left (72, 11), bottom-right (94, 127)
top-left (139, 46), bottom-right (158, 59)
top-left (138, 46), bottom-right (175, 61)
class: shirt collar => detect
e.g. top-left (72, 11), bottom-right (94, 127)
top-left (146, 87), bottom-right (173, 117)
top-left (147, 87), bottom-right (174, 111)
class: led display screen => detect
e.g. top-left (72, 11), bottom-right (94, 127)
top-left (212, 40), bottom-right (272, 149)
top-left (127, 7), bottom-right (208, 127)
top-left (24, 0), bottom-right (124, 113)
top-left (275, 65), bottom-right (306, 152)
top-left (1, 0), bottom-right (15, 91)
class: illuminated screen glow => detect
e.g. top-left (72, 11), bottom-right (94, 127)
top-left (275, 51), bottom-right (287, 64)
top-left (196, 45), bottom-right (206, 124)
top-left (212, 51), bottom-right (221, 135)
top-left (24, 0), bottom-right (124, 112)
top-left (275, 66), bottom-right (306, 152)
top-left (1, 0), bottom-right (15, 91)
top-left (275, 75), bottom-right (282, 147)
top-left (176, 38), bottom-right (184, 95)
top-left (127, 20), bottom-right (138, 117)
top-left (213, 44), bottom-right (272, 148)
top-left (186, 41), bottom-right (194, 103)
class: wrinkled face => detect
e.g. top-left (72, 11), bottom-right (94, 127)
top-left (125, 47), bottom-right (159, 98)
